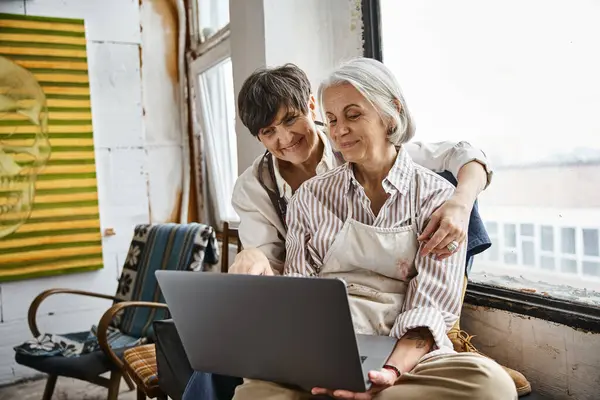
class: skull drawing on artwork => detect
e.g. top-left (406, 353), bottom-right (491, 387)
top-left (0, 56), bottom-right (51, 239)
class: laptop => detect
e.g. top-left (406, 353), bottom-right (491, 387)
top-left (155, 271), bottom-right (398, 393)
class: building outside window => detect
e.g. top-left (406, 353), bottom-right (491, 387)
top-left (379, 0), bottom-right (600, 305)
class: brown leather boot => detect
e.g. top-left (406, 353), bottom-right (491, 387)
top-left (448, 328), bottom-right (532, 397)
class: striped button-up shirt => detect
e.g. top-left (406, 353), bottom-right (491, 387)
top-left (284, 147), bottom-right (466, 352)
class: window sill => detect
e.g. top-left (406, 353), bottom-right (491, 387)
top-left (465, 281), bottom-right (600, 333)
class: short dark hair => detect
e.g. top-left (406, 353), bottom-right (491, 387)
top-left (237, 63), bottom-right (311, 137)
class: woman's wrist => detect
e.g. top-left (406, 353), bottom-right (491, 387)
top-left (450, 188), bottom-right (476, 212)
top-left (382, 364), bottom-right (402, 380)
top-left (456, 161), bottom-right (488, 200)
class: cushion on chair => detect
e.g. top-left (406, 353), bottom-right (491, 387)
top-left (15, 346), bottom-right (128, 381)
top-left (115, 223), bottom-right (219, 339)
top-left (124, 344), bottom-right (164, 398)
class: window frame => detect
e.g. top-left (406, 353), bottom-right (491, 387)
top-left (364, 0), bottom-right (600, 333)
top-left (189, 20), bottom-right (236, 228)
top-left (190, 29), bottom-right (231, 78)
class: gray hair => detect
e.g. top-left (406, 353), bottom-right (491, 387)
top-left (318, 57), bottom-right (415, 145)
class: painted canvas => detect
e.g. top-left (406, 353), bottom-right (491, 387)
top-left (0, 13), bottom-right (102, 281)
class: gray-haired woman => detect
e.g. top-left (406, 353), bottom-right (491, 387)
top-left (232, 58), bottom-right (517, 400)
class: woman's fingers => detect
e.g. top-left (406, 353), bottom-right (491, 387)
top-left (421, 217), bottom-right (468, 257)
top-left (313, 388), bottom-right (355, 399)
top-left (369, 369), bottom-right (397, 386)
top-left (332, 389), bottom-right (358, 399)
top-left (311, 387), bottom-right (329, 395)
top-left (311, 369), bottom-right (396, 400)
top-left (435, 234), bottom-right (459, 253)
top-left (417, 214), bottom-right (440, 241)
top-left (420, 224), bottom-right (448, 256)
top-left (433, 228), bottom-right (466, 253)
top-left (367, 370), bottom-right (388, 385)
top-left (433, 249), bottom-right (453, 260)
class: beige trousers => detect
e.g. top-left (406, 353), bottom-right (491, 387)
top-left (232, 353), bottom-right (517, 400)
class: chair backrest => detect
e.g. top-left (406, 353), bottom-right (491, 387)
top-left (114, 223), bottom-right (219, 338)
top-left (221, 221), bottom-right (242, 273)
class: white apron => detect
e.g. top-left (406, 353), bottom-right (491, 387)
top-left (319, 175), bottom-right (419, 336)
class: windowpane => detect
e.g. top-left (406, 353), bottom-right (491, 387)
top-left (197, 0), bottom-right (229, 40)
top-left (561, 228), bottom-right (576, 254)
top-left (504, 224), bottom-right (516, 248)
top-left (540, 256), bottom-right (555, 271)
top-left (560, 258), bottom-right (578, 274)
top-left (485, 222), bottom-right (498, 235)
top-left (583, 262), bottom-right (600, 277)
top-left (522, 241), bottom-right (535, 266)
top-left (521, 224), bottom-right (534, 237)
top-left (504, 251), bottom-right (517, 265)
top-left (380, 0), bottom-right (600, 303)
top-left (487, 243), bottom-right (499, 262)
top-left (583, 229), bottom-right (599, 256)
top-left (541, 226), bottom-right (554, 252)
top-left (196, 57), bottom-right (238, 225)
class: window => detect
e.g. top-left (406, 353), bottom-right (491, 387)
top-left (379, 0), bottom-right (600, 305)
top-left (191, 1), bottom-right (238, 227)
top-left (195, 0), bottom-right (230, 42)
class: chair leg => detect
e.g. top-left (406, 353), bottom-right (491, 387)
top-left (136, 388), bottom-right (146, 400)
top-left (124, 372), bottom-right (135, 391)
top-left (107, 371), bottom-right (122, 400)
top-left (42, 375), bottom-right (58, 400)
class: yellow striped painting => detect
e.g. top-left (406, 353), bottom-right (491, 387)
top-left (0, 13), bottom-right (102, 282)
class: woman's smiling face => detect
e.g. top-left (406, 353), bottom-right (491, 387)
top-left (323, 83), bottom-right (391, 164)
top-left (257, 105), bottom-right (319, 165)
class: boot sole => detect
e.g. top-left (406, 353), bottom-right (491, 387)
top-left (517, 382), bottom-right (532, 397)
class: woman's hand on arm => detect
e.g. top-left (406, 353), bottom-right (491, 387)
top-left (418, 160), bottom-right (488, 259)
top-left (311, 327), bottom-right (433, 400)
top-left (404, 140), bottom-right (492, 260)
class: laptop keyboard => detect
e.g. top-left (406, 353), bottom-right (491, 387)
top-left (360, 355), bottom-right (367, 364)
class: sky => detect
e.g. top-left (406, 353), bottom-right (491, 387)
top-left (380, 0), bottom-right (600, 166)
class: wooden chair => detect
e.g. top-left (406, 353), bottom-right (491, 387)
top-left (14, 223), bottom-right (219, 400)
top-left (220, 221), bottom-right (242, 273)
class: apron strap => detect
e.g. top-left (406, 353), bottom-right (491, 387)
top-left (257, 151), bottom-right (288, 232)
top-left (346, 189), bottom-right (354, 221)
top-left (409, 172), bottom-right (419, 230)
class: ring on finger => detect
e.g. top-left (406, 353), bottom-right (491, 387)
top-left (446, 240), bottom-right (459, 253)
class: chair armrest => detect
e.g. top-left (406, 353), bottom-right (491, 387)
top-left (28, 289), bottom-right (119, 338)
top-left (97, 301), bottom-right (169, 370)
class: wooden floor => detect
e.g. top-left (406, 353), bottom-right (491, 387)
top-left (0, 376), bottom-right (137, 400)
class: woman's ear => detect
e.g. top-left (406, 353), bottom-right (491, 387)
top-left (386, 99), bottom-right (402, 134)
top-left (309, 95), bottom-right (317, 121)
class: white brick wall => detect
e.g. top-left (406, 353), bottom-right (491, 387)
top-left (0, 0), bottom-right (180, 385)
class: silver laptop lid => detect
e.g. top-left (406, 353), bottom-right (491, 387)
top-left (155, 271), bottom-right (368, 392)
